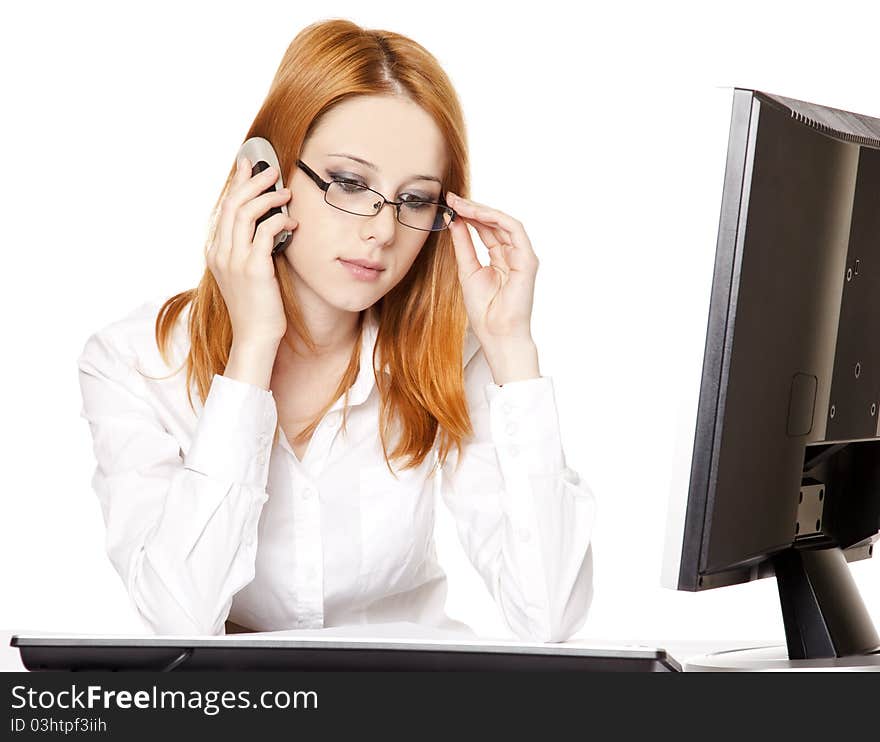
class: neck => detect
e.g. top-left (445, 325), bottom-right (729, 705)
top-left (274, 273), bottom-right (368, 367)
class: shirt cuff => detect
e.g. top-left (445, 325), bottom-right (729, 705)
top-left (484, 376), bottom-right (565, 474)
top-left (184, 374), bottom-right (278, 488)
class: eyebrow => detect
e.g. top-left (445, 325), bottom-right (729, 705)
top-left (326, 152), bottom-right (442, 185)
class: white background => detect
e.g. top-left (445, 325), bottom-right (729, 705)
top-left (2, 0), bottom-right (879, 644)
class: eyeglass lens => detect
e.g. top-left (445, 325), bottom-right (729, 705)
top-left (326, 181), bottom-right (453, 231)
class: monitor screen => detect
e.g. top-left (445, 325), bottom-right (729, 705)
top-left (662, 88), bottom-right (880, 662)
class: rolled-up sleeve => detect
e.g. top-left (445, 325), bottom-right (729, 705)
top-left (77, 331), bottom-right (277, 636)
top-left (439, 346), bottom-right (597, 643)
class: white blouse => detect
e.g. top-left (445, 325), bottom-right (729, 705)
top-left (76, 299), bottom-right (596, 641)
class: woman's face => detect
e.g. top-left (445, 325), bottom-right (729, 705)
top-left (282, 94), bottom-right (448, 313)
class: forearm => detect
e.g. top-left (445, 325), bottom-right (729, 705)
top-left (131, 473), bottom-right (267, 635)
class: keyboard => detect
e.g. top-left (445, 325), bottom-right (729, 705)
top-left (10, 633), bottom-right (680, 672)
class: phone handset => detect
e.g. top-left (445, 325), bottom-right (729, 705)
top-left (235, 137), bottom-right (292, 256)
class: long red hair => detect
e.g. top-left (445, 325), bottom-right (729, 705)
top-left (147, 19), bottom-right (473, 476)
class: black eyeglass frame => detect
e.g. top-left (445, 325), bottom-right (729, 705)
top-left (296, 159), bottom-right (456, 232)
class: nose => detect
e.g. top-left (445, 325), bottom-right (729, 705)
top-left (360, 199), bottom-right (398, 245)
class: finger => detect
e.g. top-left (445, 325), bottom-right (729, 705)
top-left (447, 192), bottom-right (535, 258)
top-left (467, 220), bottom-right (510, 275)
top-left (231, 188), bottom-right (291, 265)
top-left (447, 191), bottom-right (513, 226)
top-left (241, 187), bottom-right (291, 223)
top-left (462, 216), bottom-right (501, 249)
top-left (448, 216), bottom-right (482, 280)
top-left (451, 203), bottom-right (514, 273)
top-left (447, 194), bottom-right (507, 248)
top-left (475, 217), bottom-right (540, 275)
top-left (214, 157), bottom-right (253, 265)
top-left (220, 163), bottom-right (281, 260)
top-left (252, 211), bottom-right (298, 260)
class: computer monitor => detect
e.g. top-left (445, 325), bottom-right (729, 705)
top-left (662, 87), bottom-right (880, 669)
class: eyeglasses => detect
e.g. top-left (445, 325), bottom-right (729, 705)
top-left (297, 160), bottom-right (456, 232)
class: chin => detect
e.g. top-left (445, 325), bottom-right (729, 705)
top-left (324, 288), bottom-right (382, 313)
top-left (288, 259), bottom-right (384, 312)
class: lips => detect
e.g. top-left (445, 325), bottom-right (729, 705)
top-left (339, 258), bottom-right (385, 271)
top-left (338, 258), bottom-right (385, 282)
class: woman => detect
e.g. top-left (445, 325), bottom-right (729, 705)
top-left (77, 19), bottom-right (596, 641)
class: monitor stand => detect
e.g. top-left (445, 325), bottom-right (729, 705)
top-left (684, 644), bottom-right (880, 671)
top-left (688, 546), bottom-right (880, 671)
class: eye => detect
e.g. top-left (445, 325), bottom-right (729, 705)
top-left (327, 171), bottom-right (367, 193)
top-left (336, 180), bottom-right (367, 194)
top-left (400, 193), bottom-right (436, 204)
top-left (400, 200), bottom-right (433, 211)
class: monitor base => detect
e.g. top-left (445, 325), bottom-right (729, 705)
top-left (685, 644), bottom-right (880, 671)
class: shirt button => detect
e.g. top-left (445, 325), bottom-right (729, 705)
top-left (256, 453), bottom-right (266, 465)
top-left (509, 444), bottom-right (519, 457)
top-left (302, 487), bottom-right (314, 499)
top-left (517, 527), bottom-right (531, 542)
top-left (258, 433), bottom-right (270, 446)
top-left (503, 402), bottom-right (513, 415)
top-left (505, 422), bottom-right (517, 435)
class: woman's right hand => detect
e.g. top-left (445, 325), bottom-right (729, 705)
top-left (207, 156), bottom-right (297, 346)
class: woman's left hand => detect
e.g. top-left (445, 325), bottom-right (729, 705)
top-left (446, 192), bottom-right (541, 384)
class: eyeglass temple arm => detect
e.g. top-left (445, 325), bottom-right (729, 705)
top-left (297, 160), bottom-right (331, 192)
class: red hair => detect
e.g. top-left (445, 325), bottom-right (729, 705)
top-left (148, 19), bottom-right (473, 476)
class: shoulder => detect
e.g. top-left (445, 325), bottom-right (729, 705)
top-left (77, 296), bottom-right (192, 378)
